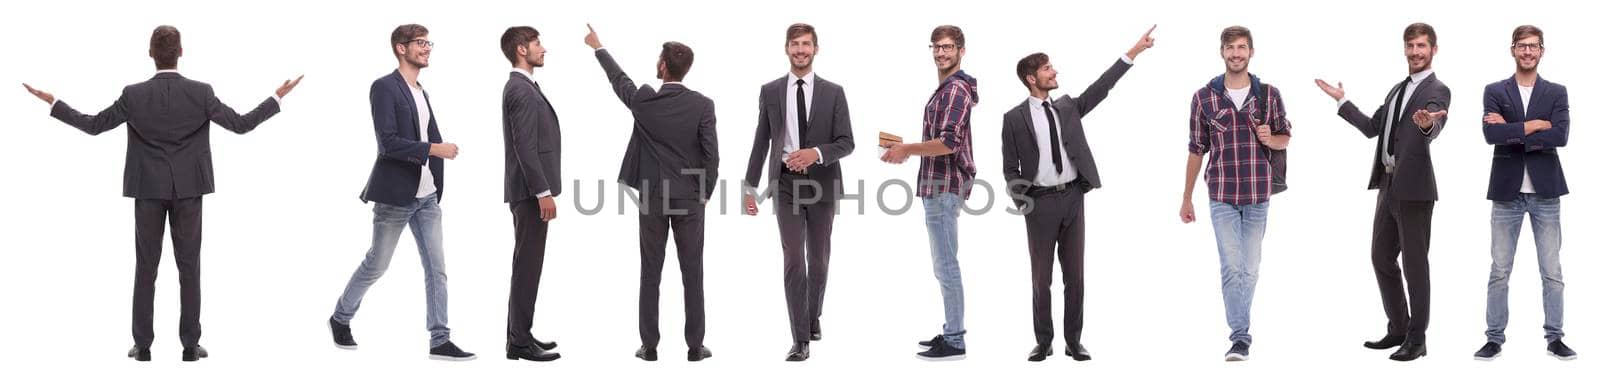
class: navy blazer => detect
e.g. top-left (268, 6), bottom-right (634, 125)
top-left (1482, 75), bottom-right (1569, 201)
top-left (360, 70), bottom-right (445, 206)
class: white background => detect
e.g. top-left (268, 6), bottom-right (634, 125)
top-left (2, 0), bottom-right (1595, 382)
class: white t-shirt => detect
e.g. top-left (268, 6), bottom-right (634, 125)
top-left (1520, 85), bottom-right (1536, 194)
top-left (1227, 87), bottom-right (1250, 112)
top-left (411, 84), bottom-right (438, 199)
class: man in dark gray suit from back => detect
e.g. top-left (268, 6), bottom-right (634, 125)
top-left (22, 25), bottom-right (301, 362)
top-left (740, 23), bottom-right (855, 362)
top-left (500, 25), bottom-right (562, 363)
top-left (585, 24), bottom-right (719, 362)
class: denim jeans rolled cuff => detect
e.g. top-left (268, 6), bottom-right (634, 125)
top-left (333, 193), bottom-right (453, 347)
top-left (1485, 193), bottom-right (1564, 344)
top-left (1209, 200), bottom-right (1269, 345)
top-left (923, 192), bottom-right (966, 349)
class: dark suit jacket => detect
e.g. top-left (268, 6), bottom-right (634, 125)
top-left (502, 72), bottom-right (563, 203)
top-left (1000, 59), bottom-right (1132, 207)
top-left (360, 70), bottom-right (445, 206)
top-left (742, 74), bottom-right (855, 202)
top-left (595, 49), bottom-right (719, 202)
top-left (49, 72), bottom-right (280, 199)
top-left (1337, 72), bottom-right (1451, 201)
top-left (1482, 75), bottom-right (1569, 201)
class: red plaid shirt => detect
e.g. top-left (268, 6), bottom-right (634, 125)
top-left (1188, 76), bottom-right (1291, 205)
top-left (917, 70), bottom-right (979, 198)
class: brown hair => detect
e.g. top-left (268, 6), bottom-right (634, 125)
top-left (1220, 25), bottom-right (1252, 48)
top-left (659, 41), bottom-right (695, 81)
top-left (787, 23), bottom-right (817, 46)
top-left (1403, 22), bottom-right (1436, 46)
top-left (930, 25), bottom-right (965, 47)
top-left (150, 25), bottom-right (181, 70)
top-left (1512, 25), bottom-right (1543, 44)
top-left (1015, 53), bottom-right (1049, 88)
top-left (500, 26), bottom-right (541, 65)
top-left (390, 24), bottom-right (429, 57)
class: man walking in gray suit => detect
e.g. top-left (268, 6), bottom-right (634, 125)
top-left (585, 24), bottom-right (719, 362)
top-left (500, 25), bottom-right (562, 362)
top-left (1000, 25), bottom-right (1154, 363)
top-left (741, 23), bottom-right (855, 362)
top-left (1316, 22), bottom-right (1451, 362)
top-left (22, 25), bottom-right (302, 362)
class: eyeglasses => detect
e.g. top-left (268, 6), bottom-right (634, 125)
top-left (928, 43), bottom-right (961, 53)
top-left (407, 39), bottom-right (435, 49)
top-left (1512, 43), bottom-right (1543, 52)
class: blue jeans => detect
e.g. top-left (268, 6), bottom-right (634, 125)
top-left (1486, 193), bottom-right (1565, 344)
top-left (1209, 200), bottom-right (1269, 345)
top-left (922, 192), bottom-right (966, 348)
top-left (333, 194), bottom-right (452, 347)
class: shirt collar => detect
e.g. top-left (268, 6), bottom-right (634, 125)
top-left (511, 68), bottom-right (536, 85)
top-left (788, 71), bottom-right (816, 87)
top-left (1409, 69), bottom-right (1434, 85)
top-left (156, 69), bottom-right (180, 75)
top-left (1027, 95), bottom-right (1050, 108)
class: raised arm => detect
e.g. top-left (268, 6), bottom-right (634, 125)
top-left (587, 24), bottom-right (640, 108)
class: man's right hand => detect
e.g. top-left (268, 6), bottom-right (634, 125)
top-left (584, 24), bottom-right (603, 50)
top-left (430, 143), bottom-right (459, 159)
top-left (22, 83), bottom-right (55, 104)
top-left (743, 193), bottom-right (758, 216)
top-left (275, 75), bottom-right (304, 98)
top-left (1179, 200), bottom-right (1195, 224)
top-left (1313, 79), bottom-right (1345, 102)
top-left (538, 196), bottom-right (557, 221)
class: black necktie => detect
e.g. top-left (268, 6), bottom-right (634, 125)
top-left (1043, 100), bottom-right (1064, 175)
top-left (1385, 77), bottom-right (1410, 158)
top-left (796, 79), bottom-right (810, 147)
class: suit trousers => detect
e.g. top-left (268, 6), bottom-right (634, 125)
top-left (775, 171), bottom-right (835, 344)
top-left (638, 197), bottom-right (707, 349)
top-left (506, 198), bottom-right (550, 347)
top-left (1372, 174), bottom-right (1435, 344)
top-left (1023, 185), bottom-right (1085, 346)
top-left (132, 197), bottom-right (203, 349)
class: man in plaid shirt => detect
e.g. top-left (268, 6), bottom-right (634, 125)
top-left (881, 24), bottom-right (978, 361)
top-left (1178, 26), bottom-right (1291, 362)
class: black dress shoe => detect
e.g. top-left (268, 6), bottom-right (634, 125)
top-left (506, 342), bottom-right (561, 362)
top-left (810, 322), bottom-right (822, 341)
top-left (635, 346), bottom-right (658, 361)
top-left (182, 345), bottom-right (208, 362)
top-left (1364, 335), bottom-right (1404, 350)
top-left (128, 346), bottom-right (151, 362)
top-left (688, 346), bottom-right (713, 362)
top-left (329, 316), bottom-right (357, 349)
top-left (1063, 342), bottom-right (1092, 361)
top-left (531, 337), bottom-right (558, 351)
top-left (786, 343), bottom-right (810, 361)
top-left (1027, 344), bottom-right (1053, 362)
top-left (1390, 344), bottom-right (1427, 361)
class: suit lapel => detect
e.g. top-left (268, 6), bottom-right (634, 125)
top-left (391, 72), bottom-right (422, 141)
top-left (1019, 100), bottom-right (1039, 149)
top-left (1503, 77), bottom-right (1525, 121)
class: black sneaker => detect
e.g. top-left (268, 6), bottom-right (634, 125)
top-left (1548, 339), bottom-right (1578, 361)
top-left (429, 341), bottom-right (477, 361)
top-left (329, 317), bottom-right (357, 350)
top-left (1225, 341), bottom-right (1250, 362)
top-left (1474, 342), bottom-right (1501, 361)
top-left (915, 337), bottom-right (966, 361)
top-left (917, 335), bottom-right (944, 350)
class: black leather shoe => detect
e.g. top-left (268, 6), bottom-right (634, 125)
top-left (1027, 344), bottom-right (1053, 362)
top-left (1063, 342), bottom-right (1092, 361)
top-left (1364, 335), bottom-right (1404, 350)
top-left (786, 343), bottom-right (810, 361)
top-left (635, 346), bottom-right (658, 361)
top-left (506, 342), bottom-right (561, 362)
top-left (329, 317), bottom-right (357, 350)
top-left (531, 337), bottom-right (558, 351)
top-left (128, 346), bottom-right (151, 362)
top-left (1390, 344), bottom-right (1427, 361)
top-left (1474, 342), bottom-right (1502, 361)
top-left (182, 345), bottom-right (208, 362)
top-left (688, 346), bottom-right (713, 362)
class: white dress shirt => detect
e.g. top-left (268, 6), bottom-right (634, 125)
top-left (784, 71), bottom-right (824, 164)
top-left (1027, 96), bottom-right (1076, 186)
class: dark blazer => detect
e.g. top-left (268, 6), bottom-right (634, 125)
top-left (360, 70), bottom-right (445, 206)
top-left (595, 49), bottom-right (719, 202)
top-left (1000, 59), bottom-right (1132, 207)
top-left (49, 72), bottom-right (280, 199)
top-left (503, 72), bottom-right (563, 203)
top-left (1482, 75), bottom-right (1569, 201)
top-left (742, 74), bottom-right (855, 202)
top-left (1337, 72), bottom-right (1451, 201)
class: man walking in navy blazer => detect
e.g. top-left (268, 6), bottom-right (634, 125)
top-left (1474, 25), bottom-right (1576, 362)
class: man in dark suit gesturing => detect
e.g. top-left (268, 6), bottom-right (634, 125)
top-left (22, 25), bottom-right (301, 362)
top-left (1316, 22), bottom-right (1451, 362)
top-left (499, 25), bottom-right (563, 362)
top-left (586, 24), bottom-right (719, 362)
top-left (740, 23), bottom-right (856, 362)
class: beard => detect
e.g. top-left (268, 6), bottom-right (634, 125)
top-left (406, 55), bottom-right (429, 69)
